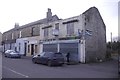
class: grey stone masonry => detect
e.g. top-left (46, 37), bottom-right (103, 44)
top-left (83, 7), bottom-right (106, 63)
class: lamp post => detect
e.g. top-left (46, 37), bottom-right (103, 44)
top-left (110, 32), bottom-right (113, 60)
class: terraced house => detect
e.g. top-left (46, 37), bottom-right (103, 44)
top-left (2, 8), bottom-right (59, 56)
top-left (2, 7), bottom-right (106, 63)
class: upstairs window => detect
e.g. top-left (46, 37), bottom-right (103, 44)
top-left (66, 22), bottom-right (74, 36)
top-left (12, 33), bottom-right (14, 39)
top-left (31, 27), bottom-right (35, 36)
top-left (19, 31), bottom-right (22, 38)
top-left (6, 35), bottom-right (7, 40)
top-left (44, 28), bottom-right (49, 37)
top-left (55, 23), bottom-right (59, 30)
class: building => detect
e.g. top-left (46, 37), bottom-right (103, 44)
top-left (2, 8), bottom-right (59, 56)
top-left (2, 7), bottom-right (106, 63)
top-left (39, 7), bottom-right (106, 63)
top-left (0, 32), bottom-right (2, 52)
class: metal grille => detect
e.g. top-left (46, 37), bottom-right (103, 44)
top-left (60, 43), bottom-right (79, 62)
top-left (43, 44), bottom-right (57, 52)
top-left (43, 43), bottom-right (79, 62)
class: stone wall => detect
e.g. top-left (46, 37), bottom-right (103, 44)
top-left (83, 7), bottom-right (106, 63)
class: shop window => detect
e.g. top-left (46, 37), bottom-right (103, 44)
top-left (28, 45), bottom-right (30, 53)
top-left (35, 45), bottom-right (37, 53)
top-left (19, 43), bottom-right (21, 52)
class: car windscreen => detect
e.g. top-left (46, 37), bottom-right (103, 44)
top-left (10, 52), bottom-right (18, 54)
top-left (6, 50), bottom-right (14, 53)
top-left (10, 51), bottom-right (15, 53)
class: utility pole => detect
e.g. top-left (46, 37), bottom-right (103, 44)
top-left (111, 32), bottom-right (112, 43)
top-left (111, 32), bottom-right (112, 56)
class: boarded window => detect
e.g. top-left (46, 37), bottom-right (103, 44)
top-left (55, 23), bottom-right (59, 30)
top-left (44, 28), bottom-right (49, 37)
top-left (67, 23), bottom-right (74, 36)
top-left (31, 27), bottom-right (35, 36)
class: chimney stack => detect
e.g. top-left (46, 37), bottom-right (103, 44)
top-left (47, 8), bottom-right (52, 21)
top-left (14, 23), bottom-right (19, 28)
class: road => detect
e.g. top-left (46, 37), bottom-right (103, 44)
top-left (0, 52), bottom-right (2, 79)
top-left (2, 53), bottom-right (118, 78)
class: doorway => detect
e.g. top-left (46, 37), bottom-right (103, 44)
top-left (24, 43), bottom-right (27, 56)
top-left (31, 44), bottom-right (34, 55)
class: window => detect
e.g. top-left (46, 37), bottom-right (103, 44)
top-left (19, 31), bottom-right (22, 38)
top-left (66, 23), bottom-right (74, 36)
top-left (44, 52), bottom-right (52, 57)
top-left (35, 45), bottom-right (37, 53)
top-left (6, 35), bottom-right (7, 40)
top-left (44, 28), bottom-right (49, 37)
top-left (31, 27), bottom-right (35, 36)
top-left (12, 33), bottom-right (14, 39)
top-left (19, 43), bottom-right (21, 52)
top-left (55, 23), bottom-right (59, 30)
top-left (28, 45), bottom-right (30, 53)
top-left (18, 33), bottom-right (20, 38)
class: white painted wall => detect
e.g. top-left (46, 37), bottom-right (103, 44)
top-left (16, 38), bottom-right (28, 55)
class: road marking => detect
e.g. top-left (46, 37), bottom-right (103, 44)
top-left (3, 66), bottom-right (29, 78)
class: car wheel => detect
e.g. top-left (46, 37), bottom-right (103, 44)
top-left (60, 64), bottom-right (63, 66)
top-left (32, 59), bottom-right (36, 64)
top-left (4, 55), bottom-right (7, 57)
top-left (47, 61), bottom-right (52, 67)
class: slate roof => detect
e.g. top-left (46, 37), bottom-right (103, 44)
top-left (3, 15), bottom-right (60, 34)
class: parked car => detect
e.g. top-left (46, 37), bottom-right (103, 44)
top-left (32, 52), bottom-right (64, 66)
top-left (5, 50), bottom-right (14, 54)
top-left (118, 56), bottom-right (120, 74)
top-left (4, 50), bottom-right (21, 58)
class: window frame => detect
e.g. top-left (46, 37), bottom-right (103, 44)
top-left (66, 22), bottom-right (74, 36)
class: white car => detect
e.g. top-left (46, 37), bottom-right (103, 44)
top-left (4, 50), bottom-right (21, 58)
top-left (5, 50), bottom-right (14, 54)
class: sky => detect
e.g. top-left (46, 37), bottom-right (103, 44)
top-left (0, 0), bottom-right (119, 42)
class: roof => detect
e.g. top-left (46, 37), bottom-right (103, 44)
top-left (82, 6), bottom-right (106, 30)
top-left (3, 15), bottom-right (60, 34)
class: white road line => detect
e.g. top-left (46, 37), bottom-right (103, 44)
top-left (3, 66), bottom-right (29, 78)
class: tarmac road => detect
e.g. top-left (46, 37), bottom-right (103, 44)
top-left (2, 53), bottom-right (118, 78)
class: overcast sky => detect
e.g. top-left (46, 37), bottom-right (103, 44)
top-left (0, 0), bottom-right (119, 42)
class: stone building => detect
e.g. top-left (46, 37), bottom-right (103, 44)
top-left (39, 7), bottom-right (106, 63)
top-left (0, 32), bottom-right (2, 52)
top-left (2, 8), bottom-right (59, 55)
top-left (2, 7), bottom-right (106, 63)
